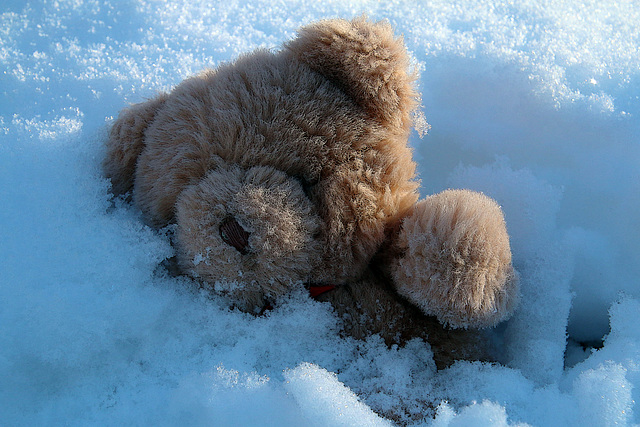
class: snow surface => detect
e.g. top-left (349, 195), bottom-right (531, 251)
top-left (1, 0), bottom-right (639, 425)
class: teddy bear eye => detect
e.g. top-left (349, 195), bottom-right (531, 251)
top-left (295, 176), bottom-right (313, 199)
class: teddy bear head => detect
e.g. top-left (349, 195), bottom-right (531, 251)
top-left (105, 18), bottom-right (423, 311)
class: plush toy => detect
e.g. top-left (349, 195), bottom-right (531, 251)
top-left (104, 17), bottom-right (518, 368)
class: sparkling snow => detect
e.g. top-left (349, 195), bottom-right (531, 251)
top-left (1, 0), bottom-right (639, 425)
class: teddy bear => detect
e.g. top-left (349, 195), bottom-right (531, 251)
top-left (104, 17), bottom-right (519, 369)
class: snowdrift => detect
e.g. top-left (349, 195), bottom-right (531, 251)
top-left (1, 1), bottom-right (638, 425)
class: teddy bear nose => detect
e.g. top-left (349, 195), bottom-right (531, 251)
top-left (220, 217), bottom-right (250, 255)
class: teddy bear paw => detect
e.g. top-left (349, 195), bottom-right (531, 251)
top-left (391, 189), bottom-right (519, 329)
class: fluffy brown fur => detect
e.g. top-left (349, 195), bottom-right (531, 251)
top-left (175, 165), bottom-right (323, 310)
top-left (104, 93), bottom-right (168, 196)
top-left (105, 17), bottom-right (518, 370)
top-left (287, 16), bottom-right (418, 130)
top-left (392, 190), bottom-right (519, 328)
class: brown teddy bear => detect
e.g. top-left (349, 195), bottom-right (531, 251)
top-left (104, 17), bottom-right (519, 368)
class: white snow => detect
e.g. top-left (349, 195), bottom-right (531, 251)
top-left (1, 0), bottom-right (639, 425)
top-left (284, 363), bottom-right (393, 426)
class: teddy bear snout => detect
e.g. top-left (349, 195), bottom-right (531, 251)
top-left (219, 216), bottom-right (250, 255)
top-left (173, 164), bottom-right (325, 311)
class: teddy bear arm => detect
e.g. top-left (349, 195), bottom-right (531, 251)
top-left (389, 189), bottom-right (519, 329)
top-left (103, 93), bottom-right (168, 195)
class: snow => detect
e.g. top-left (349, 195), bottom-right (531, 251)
top-left (284, 363), bottom-right (393, 426)
top-left (1, 0), bottom-right (639, 425)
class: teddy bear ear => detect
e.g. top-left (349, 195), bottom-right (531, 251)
top-left (286, 16), bottom-right (418, 129)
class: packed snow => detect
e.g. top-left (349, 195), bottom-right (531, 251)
top-left (1, 0), bottom-right (639, 425)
